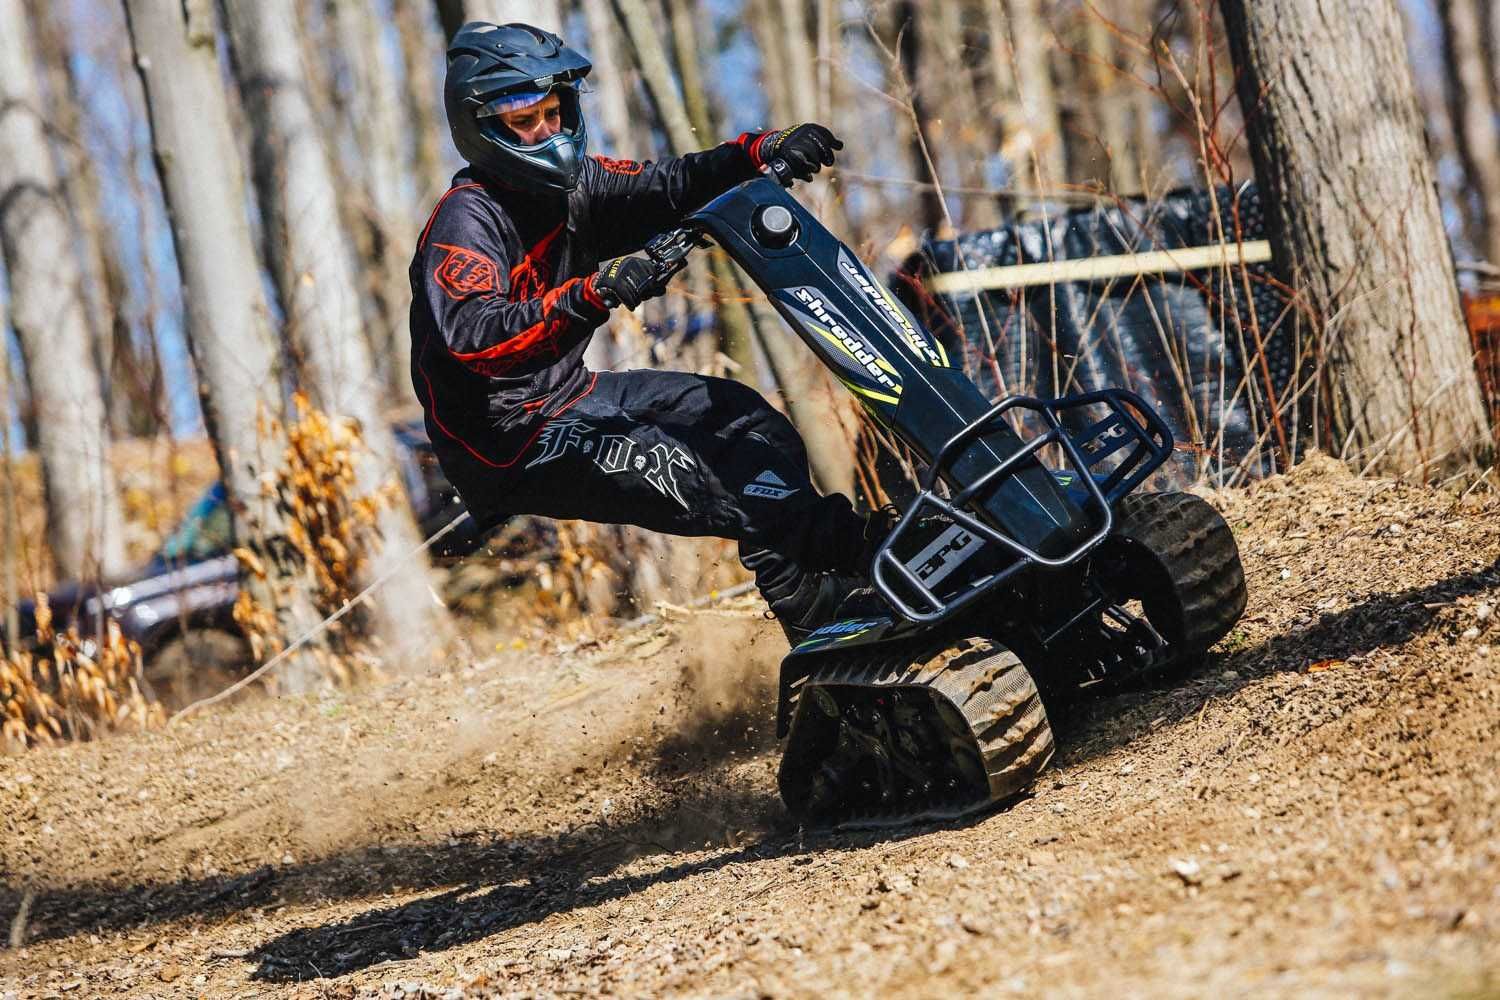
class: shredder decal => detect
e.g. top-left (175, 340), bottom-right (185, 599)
top-left (836, 248), bottom-right (948, 368)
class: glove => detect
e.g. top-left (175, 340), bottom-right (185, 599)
top-left (741, 123), bottom-right (842, 182)
top-left (593, 256), bottom-right (671, 310)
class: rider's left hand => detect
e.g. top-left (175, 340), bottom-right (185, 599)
top-left (741, 123), bottom-right (842, 182)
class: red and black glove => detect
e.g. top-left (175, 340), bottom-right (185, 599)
top-left (737, 123), bottom-right (842, 183)
top-left (593, 255), bottom-right (672, 310)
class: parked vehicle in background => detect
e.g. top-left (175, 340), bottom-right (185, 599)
top-left (4, 422), bottom-right (483, 707)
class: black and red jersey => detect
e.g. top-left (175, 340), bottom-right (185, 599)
top-left (408, 142), bottom-right (760, 491)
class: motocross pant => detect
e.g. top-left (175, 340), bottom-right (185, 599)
top-left (483, 368), bottom-right (871, 619)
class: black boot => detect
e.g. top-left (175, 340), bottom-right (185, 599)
top-left (741, 506), bottom-right (900, 646)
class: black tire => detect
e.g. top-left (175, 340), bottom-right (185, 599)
top-left (144, 628), bottom-right (254, 709)
top-left (908, 637), bottom-right (1055, 805)
top-left (1106, 491), bottom-right (1247, 660)
top-left (778, 636), bottom-right (1054, 825)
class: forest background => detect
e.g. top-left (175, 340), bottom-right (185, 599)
top-left (2, 0), bottom-right (1498, 726)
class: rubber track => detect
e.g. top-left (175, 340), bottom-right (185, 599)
top-left (786, 637), bottom-right (1054, 825)
top-left (1112, 492), bottom-right (1247, 655)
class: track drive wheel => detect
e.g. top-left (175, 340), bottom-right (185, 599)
top-left (778, 637), bottom-right (1054, 827)
top-left (1105, 491), bottom-right (1247, 662)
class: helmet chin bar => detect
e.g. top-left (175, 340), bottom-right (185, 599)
top-left (471, 84), bottom-right (588, 193)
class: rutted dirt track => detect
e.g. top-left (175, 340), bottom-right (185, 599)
top-left (4, 457), bottom-right (1500, 998)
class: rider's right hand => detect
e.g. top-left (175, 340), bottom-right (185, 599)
top-left (593, 255), bottom-right (670, 310)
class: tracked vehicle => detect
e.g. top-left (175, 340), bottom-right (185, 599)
top-left (642, 165), bottom-right (1248, 827)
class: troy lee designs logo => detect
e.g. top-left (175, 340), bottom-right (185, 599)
top-left (792, 288), bottom-right (899, 390)
top-left (837, 251), bottom-right (943, 367)
top-left (526, 419), bottom-right (695, 510)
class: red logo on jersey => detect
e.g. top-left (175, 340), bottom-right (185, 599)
top-left (433, 244), bottom-right (498, 299)
top-left (593, 154), bottom-right (644, 175)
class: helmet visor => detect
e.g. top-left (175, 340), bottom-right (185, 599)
top-left (476, 83), bottom-right (584, 150)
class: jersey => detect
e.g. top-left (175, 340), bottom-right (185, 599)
top-left (408, 142), bottom-right (760, 501)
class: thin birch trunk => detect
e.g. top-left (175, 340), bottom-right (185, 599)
top-left (397, 0), bottom-right (451, 206)
top-left (1085, 9), bottom-right (1139, 194)
top-left (225, 0), bottom-right (452, 665)
top-left (1220, 0), bottom-right (1490, 473)
top-left (464, 0), bottom-right (560, 31)
top-left (1003, 0), bottom-right (1067, 197)
top-left (326, 0), bottom-right (419, 401)
top-left (579, 0), bottom-right (636, 154)
top-left (621, 0), bottom-right (856, 494)
top-left (122, 0), bottom-right (325, 686)
top-left (0, 0), bottom-right (128, 582)
top-left (1, 296), bottom-right (18, 651)
top-left (1438, 0), bottom-right (1500, 266)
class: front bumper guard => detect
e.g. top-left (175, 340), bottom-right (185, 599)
top-left (872, 389), bottom-right (1173, 625)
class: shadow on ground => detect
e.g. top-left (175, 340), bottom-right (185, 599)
top-left (1051, 557), bottom-right (1500, 761)
top-left (7, 559), bottom-right (1496, 981)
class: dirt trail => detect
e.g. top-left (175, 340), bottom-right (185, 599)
top-left (4, 457), bottom-right (1500, 998)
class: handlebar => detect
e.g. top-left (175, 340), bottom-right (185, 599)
top-left (635, 156), bottom-right (796, 291)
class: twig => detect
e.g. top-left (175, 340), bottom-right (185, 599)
top-left (9, 888), bottom-right (34, 948)
top-left (171, 513), bottom-right (471, 723)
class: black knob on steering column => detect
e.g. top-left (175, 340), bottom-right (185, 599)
top-left (752, 204), bottom-right (798, 249)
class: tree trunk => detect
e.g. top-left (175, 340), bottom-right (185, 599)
top-left (1, 290), bottom-right (19, 650)
top-left (927, 0), bottom-right (999, 229)
top-left (891, 2), bottom-right (947, 236)
top-left (1438, 0), bottom-right (1500, 267)
top-left (1220, 0), bottom-right (1490, 473)
top-left (122, 0), bottom-right (325, 685)
top-left (1003, 0), bottom-right (1067, 198)
top-left (617, 0), bottom-right (857, 496)
top-left (396, 0), bottom-right (451, 207)
top-left (0, 0), bottom-right (129, 582)
top-left (224, 0), bottom-right (452, 664)
top-left (26, 0), bottom-right (132, 440)
top-left (464, 0), bottom-right (559, 31)
top-left (578, 0), bottom-right (636, 155)
top-left (326, 0), bottom-right (419, 402)
top-left (1085, 8), bottom-right (1140, 194)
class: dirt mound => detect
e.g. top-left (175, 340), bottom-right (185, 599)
top-left (3, 467), bottom-right (1499, 998)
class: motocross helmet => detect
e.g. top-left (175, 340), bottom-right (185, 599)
top-left (444, 22), bottom-right (592, 194)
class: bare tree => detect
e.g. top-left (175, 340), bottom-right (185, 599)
top-left (224, 0), bottom-right (452, 663)
top-left (395, 0), bottom-right (450, 205)
top-left (1438, 0), bottom-right (1500, 267)
top-left (1220, 0), bottom-right (1490, 473)
top-left (1003, 0), bottom-right (1068, 197)
top-left (321, 0), bottom-right (421, 401)
top-left (616, 0), bottom-right (858, 496)
top-left (578, 0), bottom-right (636, 155)
top-left (0, 0), bottom-right (129, 582)
top-left (464, 0), bottom-right (560, 31)
top-left (121, 0), bottom-right (325, 684)
top-left (1084, 8), bottom-right (1140, 194)
top-left (1, 278), bottom-right (19, 650)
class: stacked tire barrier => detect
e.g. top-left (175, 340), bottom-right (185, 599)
top-left (893, 183), bottom-right (1298, 484)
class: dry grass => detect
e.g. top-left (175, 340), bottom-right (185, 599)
top-left (231, 394), bottom-right (400, 686)
top-left (0, 594), bottom-right (162, 752)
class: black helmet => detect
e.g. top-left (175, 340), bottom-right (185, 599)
top-left (444, 22), bottom-right (593, 194)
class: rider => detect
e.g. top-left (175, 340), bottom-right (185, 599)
top-left (412, 21), bottom-right (883, 642)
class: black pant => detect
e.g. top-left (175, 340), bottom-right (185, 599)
top-left (482, 368), bottom-right (866, 603)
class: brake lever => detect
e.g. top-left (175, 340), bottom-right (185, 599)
top-left (642, 226), bottom-right (711, 286)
